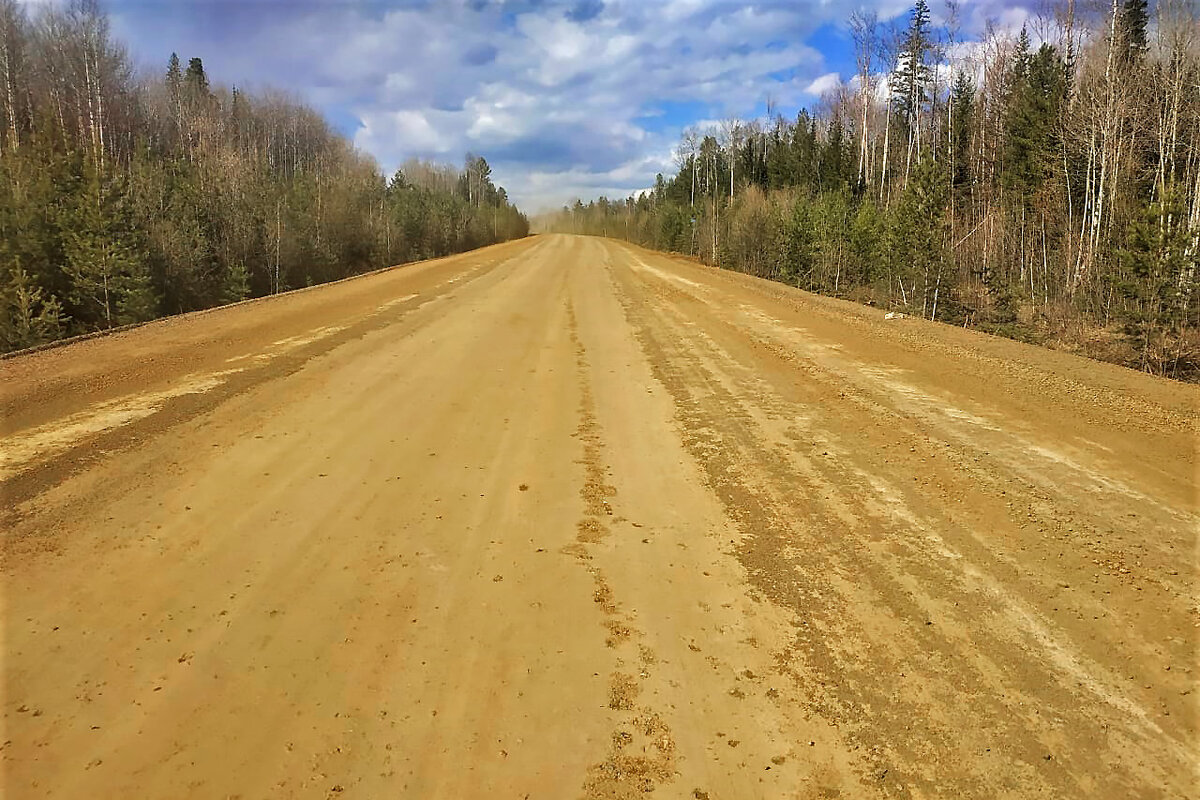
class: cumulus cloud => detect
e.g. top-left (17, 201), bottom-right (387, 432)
top-left (804, 72), bottom-right (842, 97)
top-left (108, 0), bottom-right (1043, 211)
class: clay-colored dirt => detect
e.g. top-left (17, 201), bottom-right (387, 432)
top-left (2, 234), bottom-right (1196, 798)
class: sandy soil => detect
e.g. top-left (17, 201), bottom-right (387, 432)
top-left (2, 234), bottom-right (1196, 798)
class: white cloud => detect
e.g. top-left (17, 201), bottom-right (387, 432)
top-left (804, 72), bottom-right (842, 96)
top-left (358, 110), bottom-right (447, 156)
top-left (107, 0), bottom-right (1046, 211)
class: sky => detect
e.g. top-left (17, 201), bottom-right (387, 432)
top-left (101, 0), bottom-right (1039, 212)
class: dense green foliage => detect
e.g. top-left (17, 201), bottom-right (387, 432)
top-left (0, 0), bottom-right (527, 352)
top-left (548, 0), bottom-right (1200, 379)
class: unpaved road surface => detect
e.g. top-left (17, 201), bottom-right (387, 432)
top-left (2, 234), bottom-right (1197, 798)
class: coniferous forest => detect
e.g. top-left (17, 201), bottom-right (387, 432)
top-left (0, 0), bottom-right (528, 353)
top-left (547, 0), bottom-right (1199, 380)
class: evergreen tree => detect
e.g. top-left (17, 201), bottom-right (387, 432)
top-left (1011, 27), bottom-right (1032, 85)
top-left (891, 0), bottom-right (934, 149)
top-left (780, 196), bottom-right (815, 285)
top-left (184, 57), bottom-right (209, 101)
top-left (1120, 0), bottom-right (1150, 64)
top-left (821, 118), bottom-right (849, 190)
top-left (166, 53), bottom-right (182, 99)
top-left (150, 167), bottom-right (220, 313)
top-left (949, 72), bottom-right (975, 191)
top-left (223, 260), bottom-right (250, 304)
top-left (229, 86), bottom-right (248, 141)
top-left (0, 264), bottom-right (64, 349)
top-left (1116, 192), bottom-right (1197, 372)
top-left (1003, 44), bottom-right (1067, 201)
top-left (59, 165), bottom-right (157, 328)
top-left (847, 199), bottom-right (883, 284)
top-left (887, 156), bottom-right (948, 309)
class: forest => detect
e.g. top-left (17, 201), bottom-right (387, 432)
top-left (0, 0), bottom-right (528, 353)
top-left (547, 0), bottom-right (1199, 380)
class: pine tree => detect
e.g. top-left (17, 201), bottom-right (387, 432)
top-left (166, 53), bottom-right (182, 99)
top-left (165, 53), bottom-right (183, 145)
top-left (1003, 44), bottom-right (1067, 201)
top-left (892, 0), bottom-right (934, 173)
top-left (848, 199), bottom-right (883, 284)
top-left (821, 117), bottom-right (848, 190)
top-left (1011, 27), bottom-right (1032, 85)
top-left (1119, 0), bottom-right (1149, 64)
top-left (60, 165), bottom-right (157, 328)
top-left (0, 264), bottom-right (64, 349)
top-left (949, 72), bottom-right (975, 191)
top-left (780, 196), bottom-right (815, 285)
top-left (229, 85), bottom-right (248, 143)
top-left (1116, 192), bottom-right (1197, 374)
top-left (151, 170), bottom-right (219, 313)
top-left (222, 260), bottom-right (250, 304)
top-left (888, 156), bottom-right (948, 312)
top-left (184, 57), bottom-right (209, 99)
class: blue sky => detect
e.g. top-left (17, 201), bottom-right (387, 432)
top-left (99, 0), bottom-right (1038, 211)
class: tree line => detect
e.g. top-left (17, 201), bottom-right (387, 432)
top-left (0, 0), bottom-right (528, 352)
top-left (546, 0), bottom-right (1199, 380)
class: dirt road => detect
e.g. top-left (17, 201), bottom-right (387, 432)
top-left (2, 234), bottom-right (1196, 798)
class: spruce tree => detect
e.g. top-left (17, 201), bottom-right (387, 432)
top-left (888, 156), bottom-right (948, 310)
top-left (781, 197), bottom-right (815, 285)
top-left (229, 86), bottom-right (248, 141)
top-left (165, 53), bottom-right (183, 143)
top-left (949, 72), bottom-right (975, 191)
top-left (1117, 192), bottom-right (1195, 373)
top-left (891, 1), bottom-right (934, 143)
top-left (165, 53), bottom-right (182, 99)
top-left (1120, 0), bottom-right (1149, 64)
top-left (1011, 27), bottom-right (1032, 85)
top-left (822, 117), bottom-right (848, 189)
top-left (0, 264), bottom-right (65, 349)
top-left (60, 165), bottom-right (157, 328)
top-left (184, 57), bottom-right (209, 101)
top-left (1003, 44), bottom-right (1067, 201)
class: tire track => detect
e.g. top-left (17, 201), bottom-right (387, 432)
top-left (607, 260), bottom-right (1192, 798)
top-left (565, 299), bottom-right (678, 800)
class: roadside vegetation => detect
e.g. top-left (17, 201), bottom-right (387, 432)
top-left (547, 0), bottom-right (1199, 380)
top-left (0, 0), bottom-right (528, 353)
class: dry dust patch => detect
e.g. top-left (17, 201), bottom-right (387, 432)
top-left (376, 293), bottom-right (418, 311)
top-left (582, 711), bottom-right (677, 800)
top-left (577, 518), bottom-right (607, 543)
top-left (1, 370), bottom-right (239, 480)
top-left (629, 255), bottom-right (703, 289)
top-left (605, 619), bottom-right (633, 648)
top-left (592, 576), bottom-right (618, 616)
top-left (608, 672), bottom-right (641, 710)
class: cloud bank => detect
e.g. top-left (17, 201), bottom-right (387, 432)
top-left (108, 0), bottom-right (1038, 212)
